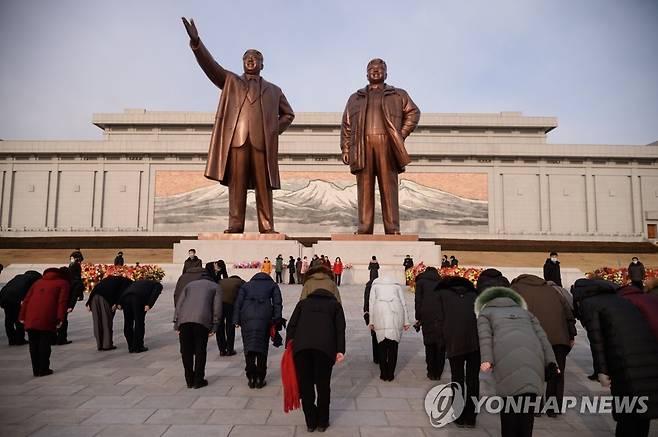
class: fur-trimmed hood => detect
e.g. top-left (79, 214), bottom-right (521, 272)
top-left (474, 286), bottom-right (527, 316)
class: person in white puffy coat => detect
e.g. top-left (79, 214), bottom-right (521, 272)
top-left (368, 276), bottom-right (410, 381)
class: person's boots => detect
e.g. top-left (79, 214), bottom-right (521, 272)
top-left (256, 376), bottom-right (267, 389)
top-left (248, 376), bottom-right (256, 389)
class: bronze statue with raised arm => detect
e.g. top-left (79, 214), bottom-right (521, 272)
top-left (341, 59), bottom-right (420, 234)
top-left (182, 17), bottom-right (295, 234)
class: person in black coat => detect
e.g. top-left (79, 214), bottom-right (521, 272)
top-left (233, 272), bottom-right (283, 388)
top-left (114, 251), bottom-right (125, 266)
top-left (368, 256), bottom-right (380, 281)
top-left (441, 255), bottom-right (451, 268)
top-left (86, 276), bottom-right (134, 351)
top-left (204, 262), bottom-right (219, 283)
top-left (571, 278), bottom-right (618, 380)
top-left (449, 256), bottom-right (459, 267)
top-left (288, 256), bottom-right (296, 284)
top-left (476, 268), bottom-right (510, 294)
top-left (628, 257), bottom-right (646, 288)
top-left (363, 279), bottom-right (378, 364)
top-left (216, 260), bottom-right (229, 280)
top-left (183, 249), bottom-right (203, 274)
top-left (286, 289), bottom-right (346, 432)
top-left (55, 266), bottom-right (83, 345)
top-left (118, 280), bottom-right (163, 353)
top-left (438, 276), bottom-right (480, 428)
top-left (413, 267), bottom-right (445, 380)
top-left (543, 251), bottom-right (562, 286)
top-left (573, 278), bottom-right (658, 437)
top-left (0, 270), bottom-right (42, 345)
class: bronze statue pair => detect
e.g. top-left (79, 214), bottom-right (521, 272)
top-left (183, 18), bottom-right (420, 235)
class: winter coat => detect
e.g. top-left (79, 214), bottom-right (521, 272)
top-left (67, 278), bottom-right (85, 310)
top-left (275, 257), bottom-right (284, 273)
top-left (219, 276), bottom-right (245, 305)
top-left (174, 276), bottom-right (222, 331)
top-left (19, 268), bottom-right (70, 332)
top-left (300, 260), bottom-right (309, 274)
top-left (300, 271), bottom-right (341, 303)
top-left (450, 258), bottom-right (459, 267)
top-left (69, 261), bottom-right (82, 281)
top-left (119, 280), bottom-right (163, 309)
top-left (368, 261), bottom-right (380, 281)
top-left (578, 284), bottom-right (658, 420)
top-left (261, 260), bottom-right (272, 274)
top-left (287, 258), bottom-right (296, 274)
top-left (233, 272), bottom-right (283, 354)
top-left (628, 261), bottom-right (646, 283)
top-left (295, 259), bottom-right (303, 275)
top-left (438, 277), bottom-right (479, 358)
top-left (0, 270), bottom-right (42, 307)
top-left (510, 274), bottom-right (576, 347)
top-left (618, 285), bottom-right (658, 341)
top-left (183, 256), bottom-right (203, 273)
top-left (543, 258), bottom-right (562, 286)
top-left (114, 255), bottom-right (124, 266)
top-left (86, 276), bottom-right (133, 307)
top-left (286, 289), bottom-right (346, 361)
top-left (413, 268), bottom-right (443, 345)
top-left (403, 257), bottom-right (414, 270)
top-left (475, 287), bottom-right (556, 397)
top-left (333, 262), bottom-right (344, 275)
top-left (174, 267), bottom-right (204, 306)
top-left (369, 276), bottom-right (410, 343)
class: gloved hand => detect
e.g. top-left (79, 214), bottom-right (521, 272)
top-left (363, 312), bottom-right (370, 325)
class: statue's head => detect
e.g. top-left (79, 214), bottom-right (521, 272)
top-left (367, 58), bottom-right (387, 85)
top-left (243, 49), bottom-right (264, 75)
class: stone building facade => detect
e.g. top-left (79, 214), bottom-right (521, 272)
top-left (1, 109), bottom-right (657, 241)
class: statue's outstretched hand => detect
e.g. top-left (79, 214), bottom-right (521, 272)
top-left (182, 17), bottom-right (199, 45)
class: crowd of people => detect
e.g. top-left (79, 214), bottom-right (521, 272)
top-left (1, 248), bottom-right (657, 435)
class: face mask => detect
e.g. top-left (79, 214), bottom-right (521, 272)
top-left (551, 257), bottom-right (558, 263)
top-left (633, 260), bottom-right (638, 264)
top-left (189, 254), bottom-right (195, 259)
top-left (70, 258), bottom-right (75, 263)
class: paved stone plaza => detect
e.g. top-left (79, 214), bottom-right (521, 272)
top-left (0, 278), bottom-right (656, 437)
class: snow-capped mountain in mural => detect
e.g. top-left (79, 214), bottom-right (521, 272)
top-left (154, 179), bottom-right (488, 234)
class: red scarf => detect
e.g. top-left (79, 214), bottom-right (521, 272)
top-left (281, 340), bottom-right (300, 413)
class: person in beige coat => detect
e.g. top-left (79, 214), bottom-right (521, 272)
top-left (368, 276), bottom-right (410, 381)
top-left (299, 265), bottom-right (341, 303)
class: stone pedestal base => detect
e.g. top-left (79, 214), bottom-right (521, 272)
top-left (198, 232), bottom-right (287, 241)
top-left (330, 233), bottom-right (419, 241)
top-left (313, 239), bottom-right (440, 266)
top-left (173, 236), bottom-right (300, 264)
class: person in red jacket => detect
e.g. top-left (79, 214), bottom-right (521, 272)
top-left (19, 267), bottom-right (70, 377)
top-left (618, 284), bottom-right (658, 341)
top-left (332, 257), bottom-right (344, 286)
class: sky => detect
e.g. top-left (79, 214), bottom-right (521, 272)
top-left (1, 0), bottom-right (657, 145)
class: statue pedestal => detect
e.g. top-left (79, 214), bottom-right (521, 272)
top-left (198, 232), bottom-right (287, 241)
top-left (173, 233), bottom-right (299, 264)
top-left (310, 234), bottom-right (441, 284)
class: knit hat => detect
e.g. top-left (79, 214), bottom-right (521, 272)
top-left (476, 268), bottom-right (510, 293)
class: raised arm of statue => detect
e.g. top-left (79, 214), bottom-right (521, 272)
top-left (182, 17), bottom-right (228, 89)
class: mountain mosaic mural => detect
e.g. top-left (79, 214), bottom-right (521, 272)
top-left (154, 171), bottom-right (489, 235)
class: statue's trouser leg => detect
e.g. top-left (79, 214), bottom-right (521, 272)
top-left (356, 139), bottom-right (376, 234)
top-left (250, 144), bottom-right (274, 233)
top-left (227, 145), bottom-right (249, 232)
top-left (371, 135), bottom-right (400, 234)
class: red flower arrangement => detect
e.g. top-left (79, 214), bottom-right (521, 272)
top-left (587, 266), bottom-right (657, 286)
top-left (406, 262), bottom-right (484, 292)
top-left (81, 263), bottom-right (165, 292)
